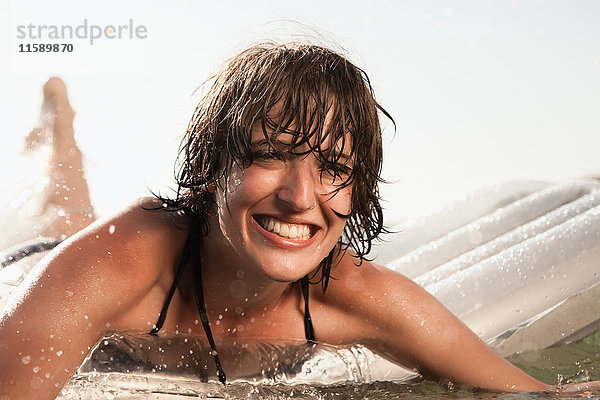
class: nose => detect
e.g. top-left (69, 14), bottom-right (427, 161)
top-left (276, 159), bottom-right (318, 212)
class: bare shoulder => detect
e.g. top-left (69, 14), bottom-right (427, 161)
top-left (316, 252), bottom-right (454, 351)
top-left (8, 196), bottom-right (189, 320)
top-left (323, 252), bottom-right (436, 316)
top-left (0, 197), bottom-right (189, 398)
top-left (62, 197), bottom-right (189, 269)
top-left (71, 196), bottom-right (188, 250)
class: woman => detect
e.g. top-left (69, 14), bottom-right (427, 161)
top-left (0, 42), bottom-right (592, 399)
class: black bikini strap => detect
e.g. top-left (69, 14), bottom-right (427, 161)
top-left (301, 275), bottom-right (316, 342)
top-left (0, 238), bottom-right (64, 268)
top-left (149, 234), bottom-right (191, 335)
top-left (190, 233), bottom-right (227, 384)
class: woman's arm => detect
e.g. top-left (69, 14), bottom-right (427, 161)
top-left (0, 199), bottom-right (179, 399)
top-left (327, 259), bottom-right (548, 392)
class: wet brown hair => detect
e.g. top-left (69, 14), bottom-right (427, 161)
top-left (158, 42), bottom-right (393, 290)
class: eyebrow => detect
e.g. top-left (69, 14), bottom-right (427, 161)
top-left (250, 139), bottom-right (353, 164)
top-left (336, 153), bottom-right (352, 165)
top-left (250, 139), bottom-right (275, 148)
top-left (250, 139), bottom-right (286, 151)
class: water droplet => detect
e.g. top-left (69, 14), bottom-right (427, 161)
top-left (22, 355), bottom-right (31, 364)
top-left (32, 366), bottom-right (40, 373)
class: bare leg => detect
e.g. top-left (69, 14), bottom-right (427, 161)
top-left (37, 77), bottom-right (96, 239)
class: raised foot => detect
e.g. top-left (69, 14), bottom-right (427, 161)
top-left (43, 77), bottom-right (70, 109)
top-left (23, 77), bottom-right (75, 153)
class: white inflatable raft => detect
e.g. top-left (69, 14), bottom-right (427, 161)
top-left (372, 179), bottom-right (600, 356)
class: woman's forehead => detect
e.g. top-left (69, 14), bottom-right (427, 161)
top-left (249, 102), bottom-right (353, 154)
top-left (250, 119), bottom-right (353, 157)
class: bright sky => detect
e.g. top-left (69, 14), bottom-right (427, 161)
top-left (1, 0), bottom-right (599, 225)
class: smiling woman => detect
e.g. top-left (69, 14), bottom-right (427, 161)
top-left (2, 42), bottom-right (594, 399)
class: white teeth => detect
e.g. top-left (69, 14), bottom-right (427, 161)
top-left (258, 216), bottom-right (312, 240)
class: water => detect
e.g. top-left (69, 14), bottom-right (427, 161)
top-left (61, 377), bottom-right (554, 400)
top-left (58, 372), bottom-right (600, 399)
top-left (69, 332), bottom-right (416, 384)
top-left (510, 329), bottom-right (600, 386)
top-left (55, 330), bottom-right (600, 399)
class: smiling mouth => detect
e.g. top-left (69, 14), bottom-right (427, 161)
top-left (254, 215), bottom-right (317, 240)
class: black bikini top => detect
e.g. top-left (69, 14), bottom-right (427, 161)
top-left (149, 228), bottom-right (316, 384)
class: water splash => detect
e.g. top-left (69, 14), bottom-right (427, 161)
top-left (76, 333), bottom-right (417, 386)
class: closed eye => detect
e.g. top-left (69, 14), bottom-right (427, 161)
top-left (252, 150), bottom-right (286, 162)
top-left (320, 163), bottom-right (353, 184)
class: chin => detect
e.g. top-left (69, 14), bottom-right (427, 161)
top-left (257, 259), bottom-right (318, 283)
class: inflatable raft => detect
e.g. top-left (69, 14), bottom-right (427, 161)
top-left (2, 179), bottom-right (600, 396)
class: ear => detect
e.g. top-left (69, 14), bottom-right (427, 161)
top-left (206, 180), bottom-right (217, 193)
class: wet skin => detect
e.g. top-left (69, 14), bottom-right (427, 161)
top-left (205, 123), bottom-right (353, 285)
top-left (0, 109), bottom-right (560, 398)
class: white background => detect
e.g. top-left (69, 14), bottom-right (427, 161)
top-left (1, 0), bottom-right (599, 225)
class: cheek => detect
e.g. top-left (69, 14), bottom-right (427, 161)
top-left (219, 166), bottom-right (278, 208)
top-left (215, 166), bottom-right (279, 230)
top-left (214, 167), bottom-right (247, 245)
top-left (215, 165), bottom-right (253, 209)
top-left (322, 188), bottom-right (352, 244)
top-left (326, 186), bottom-right (352, 216)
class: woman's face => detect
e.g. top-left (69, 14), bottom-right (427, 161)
top-left (212, 120), bottom-right (353, 283)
